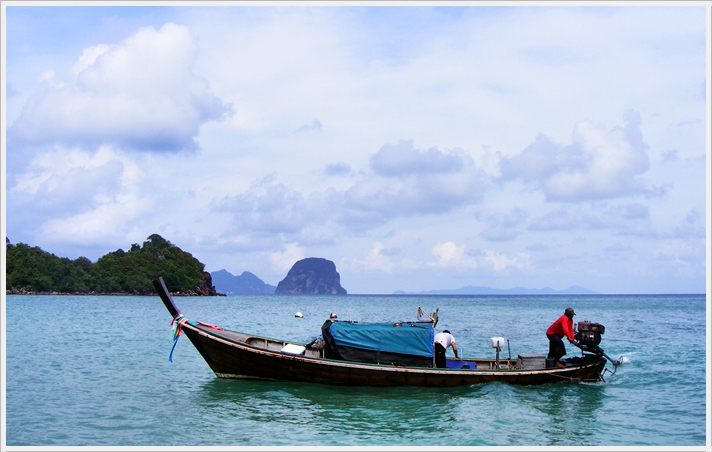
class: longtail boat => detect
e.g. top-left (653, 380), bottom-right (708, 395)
top-left (154, 277), bottom-right (619, 386)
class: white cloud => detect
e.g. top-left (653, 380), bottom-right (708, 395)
top-left (269, 243), bottom-right (307, 273)
top-left (324, 162), bottom-right (353, 176)
top-left (213, 141), bottom-right (489, 240)
top-left (370, 140), bottom-right (464, 176)
top-left (483, 250), bottom-right (530, 272)
top-left (527, 202), bottom-right (653, 235)
top-left (4, 6), bottom-right (706, 294)
top-left (430, 242), bottom-right (477, 270)
top-left (653, 239), bottom-right (706, 278)
top-left (429, 242), bottom-right (532, 275)
top-left (216, 177), bottom-right (312, 236)
top-left (480, 207), bottom-right (528, 242)
top-left (349, 242), bottom-right (397, 273)
top-left (501, 111), bottom-right (658, 201)
top-left (39, 70), bottom-right (63, 88)
top-left (296, 118), bottom-right (323, 133)
top-left (72, 44), bottom-right (112, 76)
top-left (9, 23), bottom-right (232, 153)
top-left (341, 141), bottom-right (488, 226)
top-left (9, 146), bottom-right (152, 247)
top-left (662, 209), bottom-right (706, 240)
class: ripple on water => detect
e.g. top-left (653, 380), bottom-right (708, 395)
top-left (5, 294), bottom-right (706, 447)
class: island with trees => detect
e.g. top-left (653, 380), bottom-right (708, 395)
top-left (5, 234), bottom-right (221, 295)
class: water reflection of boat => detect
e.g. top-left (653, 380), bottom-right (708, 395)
top-left (154, 277), bottom-right (611, 386)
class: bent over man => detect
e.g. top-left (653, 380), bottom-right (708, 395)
top-left (434, 330), bottom-right (459, 368)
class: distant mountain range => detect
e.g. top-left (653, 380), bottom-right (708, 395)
top-left (211, 268), bottom-right (597, 296)
top-left (394, 285), bottom-right (598, 295)
top-left (211, 269), bottom-right (276, 294)
top-left (213, 258), bottom-right (347, 295)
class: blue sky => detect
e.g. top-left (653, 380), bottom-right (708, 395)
top-left (2, 4), bottom-right (709, 294)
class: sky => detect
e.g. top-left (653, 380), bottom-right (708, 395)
top-left (2, 3), bottom-right (709, 294)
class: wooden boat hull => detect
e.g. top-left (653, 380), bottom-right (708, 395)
top-left (184, 322), bottom-right (606, 386)
top-left (154, 278), bottom-right (608, 387)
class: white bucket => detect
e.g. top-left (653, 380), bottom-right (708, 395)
top-left (281, 344), bottom-right (306, 355)
top-left (490, 337), bottom-right (506, 349)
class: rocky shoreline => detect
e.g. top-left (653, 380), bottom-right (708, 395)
top-left (6, 272), bottom-right (225, 296)
top-left (5, 288), bottom-right (225, 296)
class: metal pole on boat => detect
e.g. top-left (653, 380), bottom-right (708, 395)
top-left (602, 351), bottom-right (622, 366)
top-left (573, 341), bottom-right (622, 366)
top-left (490, 337), bottom-right (505, 369)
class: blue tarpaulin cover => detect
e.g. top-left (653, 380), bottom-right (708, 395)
top-left (328, 321), bottom-right (434, 358)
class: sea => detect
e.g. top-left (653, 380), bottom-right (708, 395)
top-left (4, 293), bottom-right (708, 448)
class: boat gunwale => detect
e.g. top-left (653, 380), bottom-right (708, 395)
top-left (154, 277), bottom-right (609, 385)
top-left (185, 319), bottom-right (606, 377)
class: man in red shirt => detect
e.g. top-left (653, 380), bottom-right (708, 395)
top-left (546, 307), bottom-right (578, 369)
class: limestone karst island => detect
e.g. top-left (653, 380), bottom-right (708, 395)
top-left (6, 234), bottom-right (347, 296)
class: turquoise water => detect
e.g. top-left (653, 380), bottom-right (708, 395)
top-left (4, 293), bottom-right (707, 447)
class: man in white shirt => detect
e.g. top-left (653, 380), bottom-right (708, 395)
top-left (434, 330), bottom-right (459, 368)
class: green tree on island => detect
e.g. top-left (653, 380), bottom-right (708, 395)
top-left (6, 242), bottom-right (93, 293)
top-left (6, 234), bottom-right (206, 294)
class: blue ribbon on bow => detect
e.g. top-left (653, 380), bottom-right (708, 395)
top-left (169, 313), bottom-right (187, 362)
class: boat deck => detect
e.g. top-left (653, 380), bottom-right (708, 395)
top-left (194, 322), bottom-right (533, 370)
top-left (155, 278), bottom-right (608, 385)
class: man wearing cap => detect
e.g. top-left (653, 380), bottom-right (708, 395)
top-left (546, 307), bottom-right (578, 369)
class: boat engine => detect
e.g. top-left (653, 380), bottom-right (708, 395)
top-left (575, 321), bottom-right (621, 365)
top-left (575, 321), bottom-right (604, 350)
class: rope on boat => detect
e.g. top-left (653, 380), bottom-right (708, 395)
top-left (545, 371), bottom-right (576, 382)
top-left (196, 321), bottom-right (223, 330)
top-left (546, 365), bottom-right (613, 383)
top-left (169, 313), bottom-right (188, 362)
